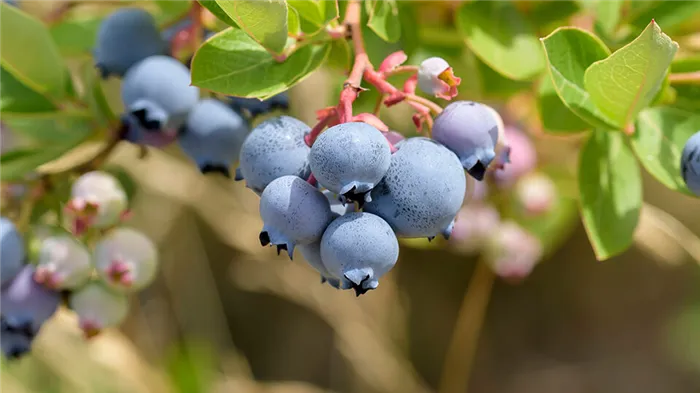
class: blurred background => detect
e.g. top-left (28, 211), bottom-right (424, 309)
top-left (2, 1), bottom-right (700, 393)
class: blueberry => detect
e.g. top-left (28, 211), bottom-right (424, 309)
top-left (1, 329), bottom-right (32, 360)
top-left (298, 241), bottom-right (347, 289)
top-left (1, 265), bottom-right (60, 338)
top-left (309, 122), bottom-right (391, 204)
top-left (323, 190), bottom-right (356, 216)
top-left (121, 56), bottom-right (200, 136)
top-left (1, 217), bottom-right (24, 288)
top-left (259, 176), bottom-right (335, 259)
top-left (94, 227), bottom-right (159, 293)
top-left (65, 171), bottom-right (128, 235)
top-left (237, 116), bottom-right (311, 194)
top-left (681, 130), bottom-right (700, 196)
top-left (69, 281), bottom-right (129, 338)
top-left (320, 212), bottom-right (399, 296)
top-left (364, 137), bottom-right (466, 240)
top-left (432, 101), bottom-right (500, 180)
top-left (227, 92), bottom-right (290, 118)
top-left (35, 235), bottom-right (92, 290)
top-left (94, 8), bottom-right (167, 78)
top-left (178, 99), bottom-right (249, 177)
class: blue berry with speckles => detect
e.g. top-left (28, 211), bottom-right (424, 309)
top-left (121, 56), bottom-right (200, 139)
top-left (432, 101), bottom-right (499, 181)
top-left (320, 212), bottom-right (399, 296)
top-left (309, 122), bottom-right (391, 205)
top-left (259, 176), bottom-right (335, 259)
top-left (237, 116), bottom-right (311, 194)
top-left (179, 99), bottom-right (249, 177)
top-left (298, 241), bottom-right (347, 289)
top-left (681, 130), bottom-right (700, 196)
top-left (365, 137), bottom-right (466, 240)
top-left (94, 8), bottom-right (167, 78)
top-left (1, 266), bottom-right (60, 343)
top-left (1, 217), bottom-right (24, 288)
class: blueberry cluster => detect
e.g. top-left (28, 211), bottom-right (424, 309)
top-left (682, 130), bottom-right (700, 196)
top-left (233, 99), bottom-right (512, 295)
top-left (94, 8), bottom-right (288, 176)
top-left (1, 171), bottom-right (158, 360)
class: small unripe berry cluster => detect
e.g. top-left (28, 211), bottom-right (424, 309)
top-left (1, 171), bottom-right (158, 360)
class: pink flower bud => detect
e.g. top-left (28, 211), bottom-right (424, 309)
top-left (417, 57), bottom-right (461, 100)
top-left (485, 221), bottom-right (542, 283)
top-left (449, 204), bottom-right (500, 254)
top-left (515, 173), bottom-right (557, 216)
top-left (492, 127), bottom-right (537, 187)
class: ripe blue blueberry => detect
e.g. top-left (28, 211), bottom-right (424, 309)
top-left (364, 137), bottom-right (466, 240)
top-left (681, 130), bottom-right (700, 196)
top-left (178, 99), bottom-right (249, 177)
top-left (94, 8), bottom-right (167, 78)
top-left (298, 241), bottom-right (346, 289)
top-left (69, 281), bottom-right (129, 338)
top-left (432, 101), bottom-right (500, 180)
top-left (259, 176), bottom-right (335, 259)
top-left (320, 212), bottom-right (399, 296)
top-left (309, 122), bottom-right (391, 204)
top-left (121, 56), bottom-right (200, 137)
top-left (323, 190), bottom-right (356, 216)
top-left (237, 116), bottom-right (311, 194)
top-left (227, 92), bottom-right (290, 118)
top-left (1, 265), bottom-right (60, 339)
top-left (1, 329), bottom-right (32, 360)
top-left (1, 217), bottom-right (24, 288)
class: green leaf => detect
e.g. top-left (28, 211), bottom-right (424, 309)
top-left (191, 28), bottom-right (330, 99)
top-left (288, 0), bottom-right (338, 29)
top-left (456, 1), bottom-right (544, 81)
top-left (326, 38), bottom-right (351, 70)
top-left (155, 0), bottom-right (192, 21)
top-left (632, 107), bottom-right (700, 195)
top-left (2, 111), bottom-right (95, 145)
top-left (0, 3), bottom-right (66, 98)
top-left (629, 1), bottom-right (700, 33)
top-left (593, 0), bottom-right (623, 37)
top-left (527, 1), bottom-right (580, 29)
top-left (49, 16), bottom-right (103, 57)
top-left (671, 55), bottom-right (700, 73)
top-left (287, 4), bottom-right (301, 36)
top-left (540, 27), bottom-right (617, 129)
top-left (584, 21), bottom-right (679, 131)
top-left (0, 67), bottom-right (56, 112)
top-left (215, 0), bottom-right (288, 54)
top-left (537, 76), bottom-right (590, 134)
top-left (80, 62), bottom-right (116, 127)
top-left (366, 0), bottom-right (400, 43)
top-left (579, 131), bottom-right (642, 261)
top-left (198, 0), bottom-right (238, 26)
top-left (0, 111), bottom-right (96, 181)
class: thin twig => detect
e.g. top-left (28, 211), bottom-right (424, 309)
top-left (438, 260), bottom-right (495, 393)
top-left (669, 71), bottom-right (700, 85)
top-left (404, 94), bottom-right (444, 115)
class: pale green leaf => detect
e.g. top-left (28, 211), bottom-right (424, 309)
top-left (287, 4), bottom-right (301, 36)
top-left (584, 21), bottom-right (679, 130)
top-left (366, 0), bottom-right (400, 43)
top-left (288, 0), bottom-right (338, 29)
top-left (0, 67), bottom-right (56, 113)
top-left (215, 0), bottom-right (288, 54)
top-left (49, 16), bottom-right (103, 57)
top-left (593, 0), bottom-right (623, 37)
top-left (540, 27), bottom-right (617, 129)
top-left (579, 131), bottom-right (642, 261)
top-left (537, 76), bottom-right (590, 134)
top-left (632, 107), bottom-right (700, 195)
top-left (191, 28), bottom-right (330, 99)
top-left (456, 1), bottom-right (544, 81)
top-left (0, 3), bottom-right (66, 98)
top-left (198, 0), bottom-right (237, 27)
